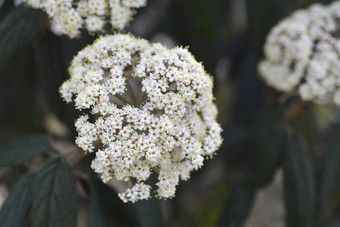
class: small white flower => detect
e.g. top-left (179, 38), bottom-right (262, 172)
top-left (118, 183), bottom-right (151, 203)
top-left (22, 0), bottom-right (146, 38)
top-left (259, 1), bottom-right (340, 105)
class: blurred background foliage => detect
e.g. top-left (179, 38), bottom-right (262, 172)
top-left (0, 0), bottom-right (339, 226)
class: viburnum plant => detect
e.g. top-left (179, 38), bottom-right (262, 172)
top-left (254, 1), bottom-right (340, 227)
top-left (0, 0), bottom-right (339, 226)
top-left (60, 34), bottom-right (222, 202)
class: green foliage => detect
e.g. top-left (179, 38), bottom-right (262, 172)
top-left (197, 186), bottom-right (230, 227)
top-left (331, 217), bottom-right (340, 227)
top-left (246, 0), bottom-right (289, 56)
top-left (218, 185), bottom-right (255, 227)
top-left (292, 0), bottom-right (335, 5)
top-left (89, 179), bottom-right (112, 227)
top-left (188, 0), bottom-right (228, 39)
top-left (34, 33), bottom-right (66, 102)
top-left (250, 106), bottom-right (287, 187)
top-left (283, 134), bottom-right (316, 227)
top-left (0, 5), bottom-right (47, 65)
top-left (33, 32), bottom-right (75, 129)
top-left (318, 125), bottom-right (340, 226)
top-left (0, 134), bottom-right (50, 167)
top-left (32, 157), bottom-right (77, 227)
top-left (220, 126), bottom-right (247, 150)
top-left (0, 0), bottom-right (14, 21)
top-left (89, 177), bottom-right (137, 227)
top-left (0, 173), bottom-right (34, 227)
top-left (135, 197), bottom-right (163, 227)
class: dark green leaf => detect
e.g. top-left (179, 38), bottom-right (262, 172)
top-left (188, 0), bottom-right (228, 39)
top-left (0, 173), bottom-right (34, 227)
top-left (34, 32), bottom-right (66, 102)
top-left (220, 126), bottom-right (247, 150)
top-left (89, 179), bottom-right (110, 227)
top-left (318, 125), bottom-right (340, 226)
top-left (197, 186), bottom-right (230, 227)
top-left (331, 216), bottom-right (340, 227)
top-left (132, 175), bottom-right (162, 227)
top-left (0, 134), bottom-right (50, 167)
top-left (218, 184), bottom-right (255, 227)
top-left (0, 29), bottom-right (38, 128)
top-left (250, 106), bottom-right (287, 187)
top-left (292, 0), bottom-right (334, 6)
top-left (246, 0), bottom-right (289, 56)
top-left (233, 50), bottom-right (264, 126)
top-left (168, 0), bottom-right (229, 73)
top-left (322, 0), bottom-right (334, 3)
top-left (89, 176), bottom-right (137, 227)
top-left (0, 5), bottom-right (46, 64)
top-left (283, 134), bottom-right (316, 227)
top-left (32, 157), bottom-right (77, 227)
top-left (0, 0), bottom-right (14, 21)
top-left (33, 32), bottom-right (75, 130)
top-left (135, 197), bottom-right (162, 227)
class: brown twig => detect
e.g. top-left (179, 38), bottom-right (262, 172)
top-left (66, 147), bottom-right (86, 167)
top-left (284, 98), bottom-right (304, 122)
top-left (314, 104), bottom-right (334, 124)
top-left (114, 94), bottom-right (132, 105)
top-left (128, 178), bottom-right (133, 188)
top-left (152, 167), bottom-right (160, 175)
top-left (51, 138), bottom-right (103, 168)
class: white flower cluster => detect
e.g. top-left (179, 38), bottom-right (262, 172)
top-left (60, 34), bottom-right (222, 202)
top-left (259, 1), bottom-right (340, 105)
top-left (22, 0), bottom-right (146, 38)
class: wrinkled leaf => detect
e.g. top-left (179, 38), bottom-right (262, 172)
top-left (0, 173), bottom-right (34, 227)
top-left (0, 134), bottom-right (50, 167)
top-left (318, 125), bottom-right (340, 226)
top-left (0, 5), bottom-right (46, 64)
top-left (32, 157), bottom-right (77, 227)
top-left (218, 184), bottom-right (255, 227)
top-left (283, 134), bottom-right (316, 227)
top-left (250, 105), bottom-right (287, 187)
top-left (197, 186), bottom-right (230, 227)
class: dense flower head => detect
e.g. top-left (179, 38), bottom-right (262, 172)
top-left (60, 34), bottom-right (222, 202)
top-left (22, 0), bottom-right (146, 38)
top-left (259, 1), bottom-right (340, 105)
